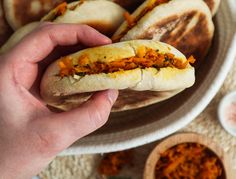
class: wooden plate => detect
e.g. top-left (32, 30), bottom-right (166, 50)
top-left (144, 133), bottom-right (234, 179)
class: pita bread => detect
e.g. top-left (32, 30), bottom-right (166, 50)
top-left (1, 0), bottom-right (126, 53)
top-left (3, 0), bottom-right (64, 30)
top-left (42, 0), bottom-right (126, 36)
top-left (112, 0), bottom-right (214, 65)
top-left (0, 22), bottom-right (39, 53)
top-left (47, 89), bottom-right (184, 112)
top-left (204, 0), bottom-right (221, 16)
top-left (40, 40), bottom-right (195, 111)
top-left (110, 0), bottom-right (220, 15)
top-left (0, 0), bottom-right (13, 47)
top-left (110, 0), bottom-right (145, 12)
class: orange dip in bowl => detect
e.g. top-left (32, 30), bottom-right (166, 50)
top-left (155, 143), bottom-right (224, 179)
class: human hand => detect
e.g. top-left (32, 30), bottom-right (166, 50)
top-left (0, 23), bottom-right (118, 179)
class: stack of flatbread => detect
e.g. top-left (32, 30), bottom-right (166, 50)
top-left (0, 0), bottom-right (220, 50)
top-left (0, 0), bottom-right (221, 111)
top-left (0, 0), bottom-right (65, 46)
top-left (0, 0), bottom-right (127, 51)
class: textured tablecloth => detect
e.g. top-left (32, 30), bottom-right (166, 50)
top-left (39, 55), bottom-right (236, 178)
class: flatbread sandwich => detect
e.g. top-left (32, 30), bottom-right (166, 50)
top-left (40, 40), bottom-right (195, 111)
top-left (112, 0), bottom-right (214, 65)
top-left (1, 0), bottom-right (126, 53)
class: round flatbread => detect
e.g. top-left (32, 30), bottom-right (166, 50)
top-left (111, 0), bottom-right (145, 12)
top-left (3, 0), bottom-right (64, 30)
top-left (42, 0), bottom-right (126, 36)
top-left (112, 0), bottom-right (214, 66)
top-left (0, 0), bottom-right (13, 47)
top-left (0, 22), bottom-right (39, 53)
top-left (204, 0), bottom-right (221, 16)
top-left (110, 0), bottom-right (221, 16)
top-left (1, 0), bottom-right (126, 53)
top-left (40, 40), bottom-right (195, 112)
top-left (47, 89), bottom-right (184, 112)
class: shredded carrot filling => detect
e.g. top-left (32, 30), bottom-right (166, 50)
top-left (78, 0), bottom-right (85, 6)
top-left (124, 12), bottom-right (136, 28)
top-left (112, 0), bottom-right (170, 42)
top-left (45, 1), bottom-right (86, 21)
top-left (55, 2), bottom-right (67, 16)
top-left (98, 150), bottom-right (133, 176)
top-left (155, 143), bottom-right (223, 179)
top-left (58, 47), bottom-right (195, 77)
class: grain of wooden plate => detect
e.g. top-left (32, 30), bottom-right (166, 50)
top-left (144, 133), bottom-right (234, 179)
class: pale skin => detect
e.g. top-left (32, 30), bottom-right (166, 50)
top-left (0, 23), bottom-right (118, 179)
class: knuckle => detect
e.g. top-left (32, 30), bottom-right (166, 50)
top-left (80, 24), bottom-right (95, 33)
top-left (38, 23), bottom-right (54, 33)
top-left (36, 131), bottom-right (62, 156)
top-left (91, 108), bottom-right (105, 128)
top-left (89, 100), bottom-right (111, 128)
top-left (80, 24), bottom-right (90, 29)
top-left (102, 95), bottom-right (113, 109)
top-left (38, 22), bottom-right (53, 29)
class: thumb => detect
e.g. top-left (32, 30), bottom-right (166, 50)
top-left (34, 90), bottom-right (118, 154)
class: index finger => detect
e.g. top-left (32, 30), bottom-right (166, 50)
top-left (6, 23), bottom-right (111, 63)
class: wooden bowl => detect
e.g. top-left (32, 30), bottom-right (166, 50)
top-left (144, 133), bottom-right (234, 179)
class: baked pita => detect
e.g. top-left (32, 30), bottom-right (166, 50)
top-left (110, 0), bottom-right (220, 15)
top-left (3, 0), bottom-right (64, 30)
top-left (0, 22), bottom-right (39, 53)
top-left (42, 0), bottom-right (126, 36)
top-left (40, 40), bottom-right (195, 112)
top-left (110, 0), bottom-right (145, 12)
top-left (0, 0), bottom-right (13, 47)
top-left (47, 89), bottom-right (184, 112)
top-left (112, 0), bottom-right (214, 65)
top-left (1, 0), bottom-right (126, 53)
top-left (204, 0), bottom-right (221, 16)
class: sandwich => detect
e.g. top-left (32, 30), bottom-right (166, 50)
top-left (0, 21), bottom-right (39, 52)
top-left (40, 40), bottom-right (195, 111)
top-left (204, 0), bottom-right (221, 16)
top-left (112, 0), bottom-right (214, 65)
top-left (1, 0), bottom-right (126, 53)
top-left (109, 0), bottom-right (145, 12)
top-left (42, 0), bottom-right (126, 36)
top-left (0, 1), bottom-right (13, 47)
top-left (109, 0), bottom-right (220, 15)
top-left (3, 0), bottom-right (64, 30)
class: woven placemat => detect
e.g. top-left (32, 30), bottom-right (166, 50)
top-left (39, 56), bottom-right (236, 178)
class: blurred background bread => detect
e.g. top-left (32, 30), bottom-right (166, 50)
top-left (0, 0), bottom-right (13, 46)
top-left (3, 0), bottom-right (64, 30)
top-left (0, 0), bottom-right (126, 52)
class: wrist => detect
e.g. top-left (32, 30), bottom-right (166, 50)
top-left (0, 153), bottom-right (34, 179)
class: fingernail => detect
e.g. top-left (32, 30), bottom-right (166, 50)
top-left (107, 89), bottom-right (119, 105)
top-left (101, 37), bottom-right (112, 45)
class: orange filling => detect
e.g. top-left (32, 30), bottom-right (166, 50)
top-left (112, 0), bottom-right (170, 42)
top-left (98, 150), bottom-right (133, 176)
top-left (58, 47), bottom-right (195, 77)
top-left (155, 143), bottom-right (223, 178)
top-left (46, 1), bottom-right (85, 21)
top-left (54, 2), bottom-right (67, 17)
top-left (78, 0), bottom-right (85, 6)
